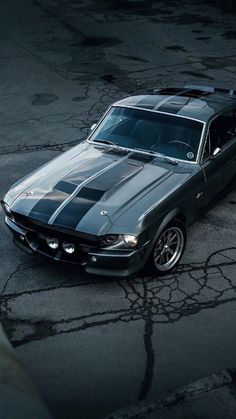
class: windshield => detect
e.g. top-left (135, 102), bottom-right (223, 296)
top-left (90, 106), bottom-right (204, 162)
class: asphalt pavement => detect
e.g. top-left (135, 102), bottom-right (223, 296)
top-left (107, 369), bottom-right (236, 419)
top-left (0, 1), bottom-right (236, 418)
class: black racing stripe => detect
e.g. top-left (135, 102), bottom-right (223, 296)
top-left (136, 95), bottom-right (162, 110)
top-left (29, 190), bottom-right (69, 223)
top-left (55, 181), bottom-right (77, 194)
top-left (157, 88), bottom-right (212, 114)
top-left (63, 157), bottom-right (112, 185)
top-left (79, 187), bottom-right (104, 200)
top-left (28, 157), bottom-right (122, 224)
top-left (157, 96), bottom-right (190, 114)
top-left (171, 91), bottom-right (211, 115)
top-left (157, 103), bottom-right (185, 114)
top-left (54, 160), bottom-right (141, 229)
top-left (84, 160), bottom-right (140, 191)
top-left (156, 88), bottom-right (201, 114)
top-left (136, 88), bottom-right (209, 114)
top-left (52, 188), bottom-right (104, 230)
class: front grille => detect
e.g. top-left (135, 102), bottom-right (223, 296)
top-left (12, 212), bottom-right (100, 247)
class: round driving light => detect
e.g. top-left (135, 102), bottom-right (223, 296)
top-left (46, 237), bottom-right (59, 250)
top-left (123, 235), bottom-right (138, 248)
top-left (62, 242), bottom-right (75, 254)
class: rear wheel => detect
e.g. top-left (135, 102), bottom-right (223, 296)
top-left (147, 221), bottom-right (186, 275)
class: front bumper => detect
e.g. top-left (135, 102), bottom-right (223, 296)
top-left (4, 216), bottom-right (148, 277)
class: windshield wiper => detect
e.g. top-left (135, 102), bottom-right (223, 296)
top-left (92, 139), bottom-right (121, 148)
top-left (134, 148), bottom-right (177, 165)
top-left (155, 153), bottom-right (178, 166)
top-left (93, 142), bottom-right (178, 165)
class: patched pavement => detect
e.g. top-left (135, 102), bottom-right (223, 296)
top-left (0, 1), bottom-right (236, 418)
top-left (107, 369), bottom-right (236, 419)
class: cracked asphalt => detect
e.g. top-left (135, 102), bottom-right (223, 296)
top-left (0, 1), bottom-right (236, 418)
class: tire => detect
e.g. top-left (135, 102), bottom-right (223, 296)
top-left (146, 220), bottom-right (186, 275)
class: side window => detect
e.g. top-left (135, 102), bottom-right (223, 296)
top-left (210, 110), bottom-right (236, 150)
top-left (202, 110), bottom-right (236, 161)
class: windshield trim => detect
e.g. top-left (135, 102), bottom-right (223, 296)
top-left (114, 104), bottom-right (206, 124)
top-left (88, 105), bottom-right (206, 164)
top-left (88, 140), bottom-right (200, 165)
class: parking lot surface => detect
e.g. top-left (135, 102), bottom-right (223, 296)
top-left (0, 1), bottom-right (236, 418)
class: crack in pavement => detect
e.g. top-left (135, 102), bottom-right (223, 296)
top-left (0, 139), bottom-right (83, 155)
top-left (138, 314), bottom-right (154, 401)
top-left (0, 85), bottom-right (125, 156)
top-left (0, 247), bottom-right (235, 401)
top-left (0, 261), bottom-right (42, 295)
top-left (0, 264), bottom-right (25, 296)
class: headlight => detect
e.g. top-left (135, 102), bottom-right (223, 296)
top-left (101, 234), bottom-right (122, 247)
top-left (101, 234), bottom-right (138, 248)
top-left (123, 235), bottom-right (138, 248)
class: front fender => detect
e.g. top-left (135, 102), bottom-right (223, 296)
top-left (144, 207), bottom-right (185, 260)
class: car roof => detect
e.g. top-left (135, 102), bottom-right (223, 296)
top-left (114, 86), bottom-right (236, 123)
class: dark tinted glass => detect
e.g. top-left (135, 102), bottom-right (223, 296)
top-left (91, 106), bottom-right (203, 161)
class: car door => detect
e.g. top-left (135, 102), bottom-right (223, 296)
top-left (200, 109), bottom-right (236, 202)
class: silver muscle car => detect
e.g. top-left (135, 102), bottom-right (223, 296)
top-left (2, 86), bottom-right (236, 276)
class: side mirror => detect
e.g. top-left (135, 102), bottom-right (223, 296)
top-left (212, 147), bottom-right (221, 156)
top-left (90, 123), bottom-right (97, 131)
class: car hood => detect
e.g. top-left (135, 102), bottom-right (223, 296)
top-left (5, 142), bottom-right (192, 235)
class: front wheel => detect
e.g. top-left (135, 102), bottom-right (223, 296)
top-left (147, 221), bottom-right (186, 275)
